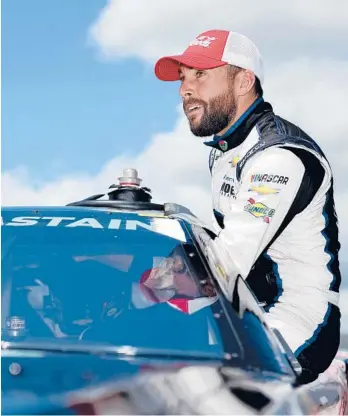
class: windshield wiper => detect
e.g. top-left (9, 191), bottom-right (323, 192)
top-left (1, 340), bottom-right (227, 362)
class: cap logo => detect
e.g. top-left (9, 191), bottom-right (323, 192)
top-left (189, 35), bottom-right (217, 48)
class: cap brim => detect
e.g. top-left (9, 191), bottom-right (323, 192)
top-left (154, 53), bottom-right (227, 81)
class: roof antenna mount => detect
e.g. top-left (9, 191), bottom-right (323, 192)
top-left (108, 168), bottom-right (152, 203)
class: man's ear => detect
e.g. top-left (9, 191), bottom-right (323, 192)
top-left (238, 70), bottom-right (256, 97)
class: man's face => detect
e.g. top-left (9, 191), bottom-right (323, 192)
top-left (179, 65), bottom-right (239, 137)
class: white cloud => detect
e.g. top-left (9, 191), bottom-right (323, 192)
top-left (87, 0), bottom-right (348, 63)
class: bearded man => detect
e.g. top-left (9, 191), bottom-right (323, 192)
top-left (154, 29), bottom-right (341, 385)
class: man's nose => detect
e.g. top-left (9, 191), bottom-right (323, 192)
top-left (180, 88), bottom-right (193, 99)
top-left (179, 81), bottom-right (194, 98)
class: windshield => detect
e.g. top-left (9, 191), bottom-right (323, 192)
top-left (1, 208), bottom-right (234, 358)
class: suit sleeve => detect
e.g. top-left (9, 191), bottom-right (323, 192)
top-left (216, 147), bottom-right (306, 278)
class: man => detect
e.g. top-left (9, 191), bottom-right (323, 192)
top-left (154, 29), bottom-right (341, 384)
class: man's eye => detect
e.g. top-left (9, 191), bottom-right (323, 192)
top-left (196, 71), bottom-right (205, 77)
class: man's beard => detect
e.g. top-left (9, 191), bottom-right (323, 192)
top-left (186, 91), bottom-right (237, 137)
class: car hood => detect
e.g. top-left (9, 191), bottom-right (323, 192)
top-left (1, 346), bottom-right (298, 416)
top-left (2, 348), bottom-right (232, 415)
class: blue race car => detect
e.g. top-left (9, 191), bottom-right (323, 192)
top-left (2, 169), bottom-right (348, 415)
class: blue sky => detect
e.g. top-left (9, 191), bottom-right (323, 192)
top-left (2, 0), bottom-right (180, 181)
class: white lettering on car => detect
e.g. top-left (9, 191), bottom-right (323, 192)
top-left (65, 218), bottom-right (103, 228)
top-left (1, 216), bottom-right (187, 241)
top-left (5, 216), bottom-right (41, 226)
top-left (41, 217), bottom-right (76, 226)
top-left (2, 216), bottom-right (153, 230)
top-left (108, 219), bottom-right (122, 229)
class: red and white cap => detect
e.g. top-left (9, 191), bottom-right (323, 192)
top-left (154, 29), bottom-right (264, 85)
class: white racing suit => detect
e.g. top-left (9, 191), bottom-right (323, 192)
top-left (207, 97), bottom-right (341, 384)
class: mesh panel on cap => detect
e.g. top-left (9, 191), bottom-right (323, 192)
top-left (222, 31), bottom-right (264, 84)
top-left (225, 33), bottom-right (260, 59)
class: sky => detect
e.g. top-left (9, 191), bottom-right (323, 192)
top-left (2, 1), bottom-right (348, 327)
